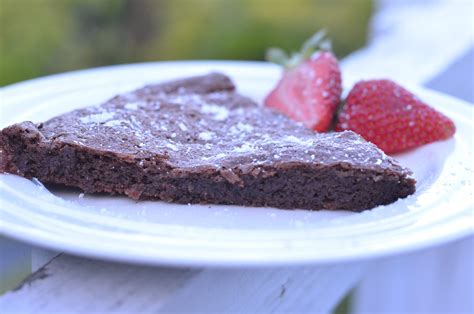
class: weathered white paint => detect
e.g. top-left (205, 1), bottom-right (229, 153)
top-left (0, 254), bottom-right (367, 313)
top-left (31, 248), bottom-right (58, 273)
top-left (353, 236), bottom-right (474, 313)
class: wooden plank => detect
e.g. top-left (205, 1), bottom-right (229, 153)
top-left (0, 255), bottom-right (200, 313)
top-left (0, 254), bottom-right (368, 313)
top-left (31, 248), bottom-right (58, 273)
top-left (353, 235), bottom-right (474, 313)
top-left (160, 262), bottom-right (367, 313)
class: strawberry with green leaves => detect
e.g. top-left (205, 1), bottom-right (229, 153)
top-left (335, 79), bottom-right (456, 153)
top-left (265, 30), bottom-right (342, 132)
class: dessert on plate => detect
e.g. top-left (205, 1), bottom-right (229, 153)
top-left (0, 73), bottom-right (416, 211)
top-left (265, 30), bottom-right (455, 154)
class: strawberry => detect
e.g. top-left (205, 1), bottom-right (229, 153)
top-left (335, 79), bottom-right (456, 154)
top-left (265, 30), bottom-right (342, 132)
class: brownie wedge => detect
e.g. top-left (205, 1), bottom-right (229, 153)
top-left (0, 73), bottom-right (415, 211)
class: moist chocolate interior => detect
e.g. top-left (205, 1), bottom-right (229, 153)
top-left (0, 73), bottom-right (416, 211)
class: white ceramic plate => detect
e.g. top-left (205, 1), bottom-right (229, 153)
top-left (1, 61), bottom-right (473, 267)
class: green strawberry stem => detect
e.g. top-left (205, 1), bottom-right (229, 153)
top-left (266, 48), bottom-right (289, 66)
top-left (266, 29), bottom-right (332, 69)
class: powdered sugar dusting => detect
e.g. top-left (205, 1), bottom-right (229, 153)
top-left (166, 143), bottom-right (179, 151)
top-left (233, 143), bottom-right (255, 153)
top-left (230, 122), bottom-right (254, 135)
top-left (41, 73), bottom-right (405, 176)
top-left (104, 120), bottom-right (124, 127)
top-left (280, 135), bottom-right (313, 146)
top-left (79, 112), bottom-right (115, 124)
top-left (124, 102), bottom-right (140, 110)
top-left (178, 123), bottom-right (188, 131)
top-left (201, 104), bottom-right (230, 121)
top-left (199, 131), bottom-right (215, 141)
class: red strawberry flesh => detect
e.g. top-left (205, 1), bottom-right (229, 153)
top-left (265, 51), bottom-right (342, 132)
top-left (335, 80), bottom-right (456, 153)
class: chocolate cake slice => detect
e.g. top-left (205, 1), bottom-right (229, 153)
top-left (0, 73), bottom-right (415, 211)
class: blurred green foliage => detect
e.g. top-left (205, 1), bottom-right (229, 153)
top-left (0, 0), bottom-right (373, 86)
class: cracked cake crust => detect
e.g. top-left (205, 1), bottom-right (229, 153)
top-left (0, 73), bottom-right (416, 211)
